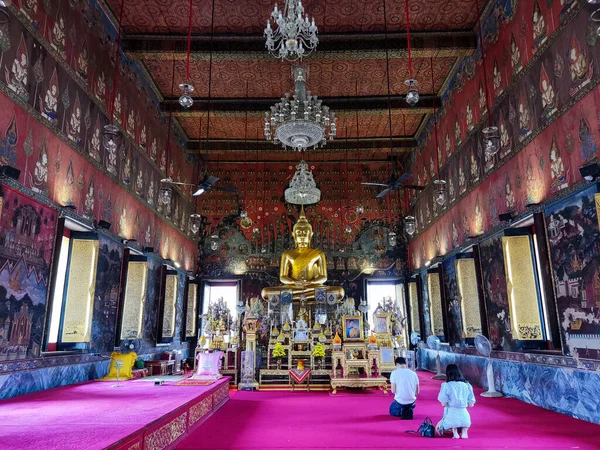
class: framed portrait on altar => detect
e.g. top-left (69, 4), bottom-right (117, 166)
top-left (380, 347), bottom-right (394, 364)
top-left (374, 313), bottom-right (391, 334)
top-left (315, 287), bottom-right (326, 303)
top-left (343, 315), bottom-right (364, 341)
top-left (281, 290), bottom-right (292, 305)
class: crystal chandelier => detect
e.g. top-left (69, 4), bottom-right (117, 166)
top-left (388, 231), bottom-right (397, 247)
top-left (284, 160), bottom-right (321, 205)
top-left (265, 65), bottom-right (336, 151)
top-left (264, 0), bottom-right (318, 61)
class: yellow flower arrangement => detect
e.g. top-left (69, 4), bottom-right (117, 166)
top-left (272, 342), bottom-right (286, 358)
top-left (312, 342), bottom-right (325, 358)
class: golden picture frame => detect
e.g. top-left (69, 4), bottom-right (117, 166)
top-left (373, 312), bottom-right (392, 334)
top-left (342, 315), bottom-right (364, 341)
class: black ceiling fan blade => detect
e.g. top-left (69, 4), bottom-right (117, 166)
top-left (376, 188), bottom-right (393, 199)
top-left (362, 182), bottom-right (389, 187)
top-left (206, 175), bottom-right (220, 185)
top-left (401, 184), bottom-right (426, 191)
top-left (397, 173), bottom-right (413, 183)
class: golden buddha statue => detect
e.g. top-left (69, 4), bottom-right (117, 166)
top-left (261, 206), bottom-right (344, 302)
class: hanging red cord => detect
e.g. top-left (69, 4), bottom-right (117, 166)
top-left (109, 0), bottom-right (126, 122)
top-left (166, 58), bottom-right (175, 178)
top-left (405, 0), bottom-right (413, 79)
top-left (430, 56), bottom-right (441, 178)
top-left (185, 0), bottom-right (193, 81)
top-left (475, 0), bottom-right (493, 126)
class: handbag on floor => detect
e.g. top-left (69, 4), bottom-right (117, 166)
top-left (405, 417), bottom-right (435, 438)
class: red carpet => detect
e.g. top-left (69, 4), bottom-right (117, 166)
top-left (0, 377), bottom-right (230, 450)
top-left (177, 372), bottom-right (598, 450)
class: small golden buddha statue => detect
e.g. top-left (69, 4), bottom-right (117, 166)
top-left (261, 206), bottom-right (344, 302)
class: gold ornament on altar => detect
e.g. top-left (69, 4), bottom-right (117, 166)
top-left (297, 359), bottom-right (306, 370)
top-left (261, 205), bottom-right (344, 302)
top-left (333, 331), bottom-right (342, 345)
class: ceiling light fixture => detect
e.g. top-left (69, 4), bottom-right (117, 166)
top-left (476, 0), bottom-right (500, 156)
top-left (284, 160), bottom-right (321, 204)
top-left (179, 0), bottom-right (195, 108)
top-left (430, 57), bottom-right (447, 206)
top-left (159, 59), bottom-right (177, 206)
top-left (264, 65), bottom-right (336, 150)
top-left (264, 0), bottom-right (318, 61)
top-left (404, 0), bottom-right (419, 106)
top-left (102, 0), bottom-right (125, 154)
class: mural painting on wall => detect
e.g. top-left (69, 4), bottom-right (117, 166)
top-left (411, 4), bottom-right (600, 267)
top-left (0, 7), bottom-right (197, 269)
top-left (545, 185), bottom-right (600, 361)
top-left (89, 235), bottom-right (123, 353)
top-left (0, 185), bottom-right (56, 360)
top-left (442, 256), bottom-right (463, 345)
top-left (479, 234), bottom-right (513, 351)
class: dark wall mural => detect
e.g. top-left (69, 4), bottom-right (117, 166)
top-left (545, 184), bottom-right (600, 361)
top-left (442, 255), bottom-right (463, 345)
top-left (479, 233), bottom-right (514, 351)
top-left (89, 235), bottom-right (123, 353)
top-left (0, 185), bottom-right (56, 361)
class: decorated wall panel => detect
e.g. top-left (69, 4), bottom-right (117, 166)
top-left (185, 283), bottom-right (198, 338)
top-left (408, 281), bottom-right (420, 334)
top-left (90, 235), bottom-right (123, 352)
top-left (161, 273), bottom-right (178, 340)
top-left (120, 260), bottom-right (147, 340)
top-left (545, 185), bottom-right (600, 360)
top-left (419, 269), bottom-right (432, 337)
top-left (455, 258), bottom-right (483, 338)
top-left (442, 255), bottom-right (463, 345)
top-left (479, 234), bottom-right (513, 350)
top-left (501, 235), bottom-right (544, 341)
top-left (427, 272), bottom-right (444, 338)
top-left (61, 238), bottom-right (99, 343)
top-left (0, 184), bottom-right (56, 360)
top-left (0, 5), bottom-right (196, 270)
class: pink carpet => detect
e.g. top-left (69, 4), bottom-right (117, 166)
top-left (0, 376), bottom-right (230, 450)
top-left (177, 372), bottom-right (598, 450)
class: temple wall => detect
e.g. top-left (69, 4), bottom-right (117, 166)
top-left (420, 347), bottom-right (600, 425)
top-left (0, 1), bottom-right (198, 399)
top-left (409, 0), bottom-right (600, 424)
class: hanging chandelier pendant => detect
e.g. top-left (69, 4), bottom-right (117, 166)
top-left (284, 160), bottom-right (321, 205)
top-left (264, 0), bottom-right (318, 61)
top-left (265, 65), bottom-right (335, 150)
top-left (179, 82), bottom-right (194, 108)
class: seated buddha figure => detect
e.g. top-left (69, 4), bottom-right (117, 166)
top-left (261, 206), bottom-right (344, 302)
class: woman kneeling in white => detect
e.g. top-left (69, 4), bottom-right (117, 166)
top-left (436, 364), bottom-right (475, 439)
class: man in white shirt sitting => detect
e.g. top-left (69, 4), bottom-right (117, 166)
top-left (389, 356), bottom-right (419, 419)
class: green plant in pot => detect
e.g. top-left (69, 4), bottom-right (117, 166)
top-left (273, 342), bottom-right (286, 369)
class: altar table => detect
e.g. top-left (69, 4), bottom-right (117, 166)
top-left (289, 369), bottom-right (311, 392)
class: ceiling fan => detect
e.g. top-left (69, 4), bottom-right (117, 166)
top-left (161, 175), bottom-right (238, 197)
top-left (362, 173), bottom-right (425, 198)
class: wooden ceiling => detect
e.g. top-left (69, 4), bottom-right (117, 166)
top-left (106, 0), bottom-right (487, 163)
